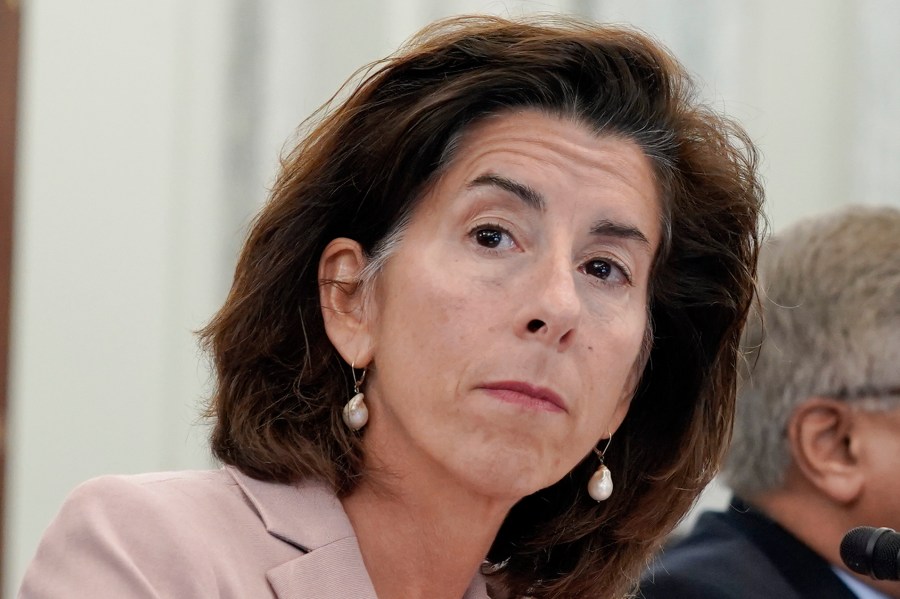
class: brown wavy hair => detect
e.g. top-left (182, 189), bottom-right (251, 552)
top-left (200, 15), bottom-right (764, 599)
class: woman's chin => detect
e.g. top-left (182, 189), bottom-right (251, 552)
top-left (446, 448), bottom-right (569, 504)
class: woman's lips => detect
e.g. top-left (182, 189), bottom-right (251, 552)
top-left (479, 381), bottom-right (567, 413)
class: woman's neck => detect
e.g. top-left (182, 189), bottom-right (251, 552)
top-left (341, 454), bottom-right (514, 599)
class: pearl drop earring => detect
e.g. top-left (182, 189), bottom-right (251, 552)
top-left (342, 363), bottom-right (368, 431)
top-left (587, 435), bottom-right (613, 501)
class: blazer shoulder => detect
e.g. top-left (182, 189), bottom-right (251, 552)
top-left (56, 469), bottom-right (253, 545)
top-left (18, 469), bottom-right (257, 598)
top-left (67, 468), bottom-right (247, 514)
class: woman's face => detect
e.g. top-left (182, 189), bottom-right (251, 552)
top-left (360, 110), bottom-right (661, 501)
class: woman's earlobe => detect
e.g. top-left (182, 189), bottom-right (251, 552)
top-left (318, 238), bottom-right (375, 366)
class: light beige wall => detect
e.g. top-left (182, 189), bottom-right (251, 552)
top-left (5, 1), bottom-right (233, 594)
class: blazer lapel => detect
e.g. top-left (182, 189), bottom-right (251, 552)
top-left (228, 467), bottom-right (379, 599)
top-left (228, 466), bottom-right (491, 599)
top-left (266, 538), bottom-right (379, 599)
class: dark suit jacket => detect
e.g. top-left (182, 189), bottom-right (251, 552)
top-left (638, 498), bottom-right (858, 599)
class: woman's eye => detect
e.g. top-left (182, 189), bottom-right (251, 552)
top-left (584, 258), bottom-right (630, 284)
top-left (472, 226), bottom-right (515, 250)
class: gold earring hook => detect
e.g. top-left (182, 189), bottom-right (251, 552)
top-left (351, 362), bottom-right (366, 393)
top-left (592, 432), bottom-right (613, 463)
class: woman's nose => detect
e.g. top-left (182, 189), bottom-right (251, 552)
top-left (518, 256), bottom-right (581, 349)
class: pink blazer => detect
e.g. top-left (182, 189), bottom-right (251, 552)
top-left (19, 467), bottom-right (490, 598)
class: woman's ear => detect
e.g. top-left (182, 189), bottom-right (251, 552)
top-left (787, 397), bottom-right (864, 504)
top-left (318, 238), bottom-right (375, 367)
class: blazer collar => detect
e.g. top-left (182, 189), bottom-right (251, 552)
top-left (228, 465), bottom-right (354, 552)
top-left (227, 466), bottom-right (490, 599)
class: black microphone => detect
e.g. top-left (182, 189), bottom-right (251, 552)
top-left (840, 526), bottom-right (900, 581)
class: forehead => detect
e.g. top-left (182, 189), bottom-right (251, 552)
top-left (451, 110), bottom-right (651, 170)
top-left (428, 110), bottom-right (661, 242)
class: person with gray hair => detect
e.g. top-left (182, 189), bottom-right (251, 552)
top-left (640, 206), bottom-right (900, 599)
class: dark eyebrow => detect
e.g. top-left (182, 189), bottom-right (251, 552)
top-left (591, 219), bottom-right (651, 247)
top-left (467, 173), bottom-right (545, 211)
top-left (469, 173), bottom-right (651, 248)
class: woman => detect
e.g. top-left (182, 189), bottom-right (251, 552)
top-left (21, 15), bottom-right (763, 599)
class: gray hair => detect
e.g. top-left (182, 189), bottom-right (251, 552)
top-left (722, 206), bottom-right (900, 497)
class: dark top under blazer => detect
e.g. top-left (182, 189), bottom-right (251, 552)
top-left (638, 498), bottom-right (858, 599)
